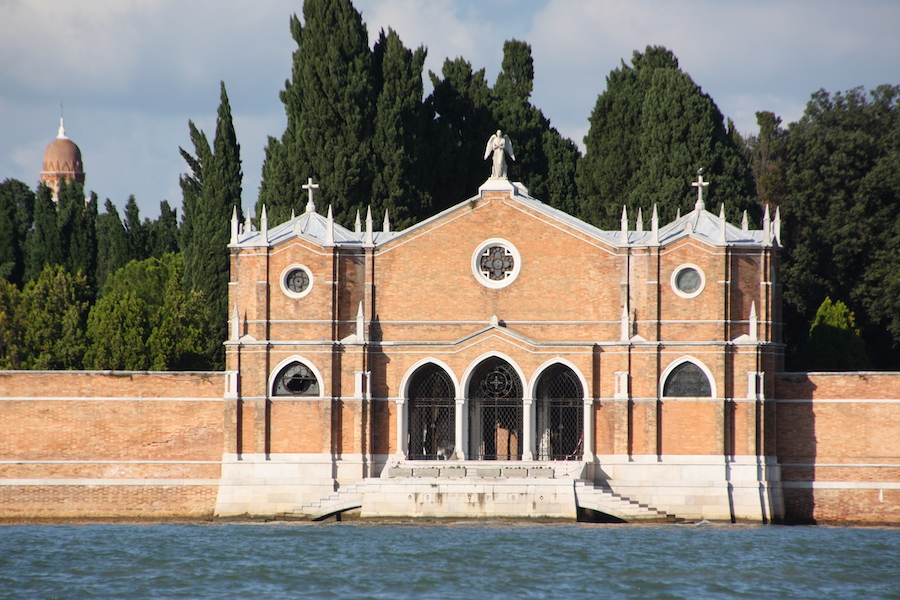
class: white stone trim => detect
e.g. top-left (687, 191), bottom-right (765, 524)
top-left (279, 263), bottom-right (314, 299)
top-left (398, 357), bottom-right (461, 400)
top-left (670, 263), bottom-right (706, 298)
top-left (471, 238), bottom-right (521, 289)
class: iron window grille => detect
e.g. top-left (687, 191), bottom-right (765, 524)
top-left (535, 365), bottom-right (584, 460)
top-left (468, 358), bottom-right (523, 460)
top-left (407, 365), bottom-right (456, 460)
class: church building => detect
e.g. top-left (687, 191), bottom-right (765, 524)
top-left (2, 133), bottom-right (896, 525)
top-left (216, 140), bottom-right (784, 522)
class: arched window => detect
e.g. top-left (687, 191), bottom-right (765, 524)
top-left (535, 365), bottom-right (584, 460)
top-left (407, 364), bottom-right (455, 460)
top-left (468, 357), bottom-right (523, 460)
top-left (273, 361), bottom-right (320, 396)
top-left (663, 361), bottom-right (712, 397)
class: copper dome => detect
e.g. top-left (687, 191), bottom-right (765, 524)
top-left (42, 119), bottom-right (83, 175)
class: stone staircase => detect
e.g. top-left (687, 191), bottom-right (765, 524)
top-left (574, 480), bottom-right (678, 522)
top-left (292, 483), bottom-right (366, 521)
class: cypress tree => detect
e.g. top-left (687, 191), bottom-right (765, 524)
top-left (124, 195), bottom-right (149, 261)
top-left (258, 0), bottom-right (374, 225)
top-left (21, 264), bottom-right (90, 369)
top-left (147, 200), bottom-right (180, 258)
top-left (427, 57), bottom-right (495, 210)
top-left (0, 179), bottom-right (33, 286)
top-left (181, 82), bottom-right (243, 368)
top-left (95, 199), bottom-right (131, 293)
top-left (370, 28), bottom-right (431, 228)
top-left (577, 46), bottom-right (756, 228)
top-left (23, 184), bottom-right (62, 282)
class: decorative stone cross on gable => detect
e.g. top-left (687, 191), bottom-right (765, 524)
top-left (692, 171), bottom-right (709, 211)
top-left (303, 177), bottom-right (320, 213)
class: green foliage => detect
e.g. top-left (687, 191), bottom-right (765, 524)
top-left (95, 199), bottom-right (131, 292)
top-left (370, 28), bottom-right (432, 229)
top-left (798, 297), bottom-right (870, 371)
top-left (83, 290), bottom-right (150, 370)
top-left (147, 200), bottom-right (180, 258)
top-left (24, 184), bottom-right (62, 283)
top-left (0, 278), bottom-right (26, 368)
top-left (780, 85), bottom-right (900, 367)
top-left (0, 178), bottom-right (34, 286)
top-left (181, 82), bottom-right (243, 368)
top-left (85, 254), bottom-right (209, 370)
top-left (20, 265), bottom-right (91, 369)
top-left (577, 46), bottom-right (756, 228)
top-left (259, 0), bottom-right (375, 225)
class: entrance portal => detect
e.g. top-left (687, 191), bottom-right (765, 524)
top-left (468, 357), bottom-right (523, 460)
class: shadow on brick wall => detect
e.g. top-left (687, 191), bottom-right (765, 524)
top-left (776, 373), bottom-right (818, 524)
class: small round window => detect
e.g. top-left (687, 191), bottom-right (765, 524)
top-left (472, 238), bottom-right (521, 289)
top-left (281, 265), bottom-right (314, 299)
top-left (671, 264), bottom-right (705, 298)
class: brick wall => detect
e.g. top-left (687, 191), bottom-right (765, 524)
top-left (0, 371), bottom-right (225, 520)
top-left (775, 372), bottom-right (900, 524)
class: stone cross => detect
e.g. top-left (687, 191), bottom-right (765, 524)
top-left (692, 172), bottom-right (709, 211)
top-left (303, 177), bottom-right (320, 213)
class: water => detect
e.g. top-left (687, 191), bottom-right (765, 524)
top-left (1, 522), bottom-right (899, 599)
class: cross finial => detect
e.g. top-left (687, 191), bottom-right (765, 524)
top-left (692, 170), bottom-right (709, 211)
top-left (303, 177), bottom-right (320, 213)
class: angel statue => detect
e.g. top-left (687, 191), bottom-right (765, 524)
top-left (484, 130), bottom-right (515, 179)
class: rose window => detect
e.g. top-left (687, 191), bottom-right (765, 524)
top-left (479, 245), bottom-right (515, 281)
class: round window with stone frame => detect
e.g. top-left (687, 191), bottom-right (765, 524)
top-left (471, 238), bottom-right (522, 289)
top-left (281, 264), bottom-right (314, 299)
top-left (671, 264), bottom-right (705, 299)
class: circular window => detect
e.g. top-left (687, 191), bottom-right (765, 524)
top-left (671, 264), bottom-right (705, 298)
top-left (472, 238), bottom-right (521, 289)
top-left (281, 265), bottom-right (314, 299)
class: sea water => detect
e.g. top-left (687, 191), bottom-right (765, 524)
top-left (1, 521), bottom-right (899, 599)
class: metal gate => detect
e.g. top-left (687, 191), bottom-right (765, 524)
top-left (535, 365), bottom-right (583, 460)
top-left (468, 358), bottom-right (523, 460)
top-left (407, 365), bottom-right (455, 460)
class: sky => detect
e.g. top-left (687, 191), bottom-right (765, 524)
top-left (1, 0), bottom-right (898, 220)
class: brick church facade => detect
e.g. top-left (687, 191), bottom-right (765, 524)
top-left (1, 155), bottom-right (898, 523)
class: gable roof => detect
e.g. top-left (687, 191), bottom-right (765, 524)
top-left (230, 177), bottom-right (777, 251)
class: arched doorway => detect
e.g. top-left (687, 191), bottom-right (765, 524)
top-left (468, 357), bottom-right (523, 460)
top-left (407, 364), bottom-right (455, 460)
top-left (535, 364), bottom-right (584, 460)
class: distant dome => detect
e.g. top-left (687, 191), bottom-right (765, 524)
top-left (40, 117), bottom-right (85, 198)
top-left (42, 118), bottom-right (83, 174)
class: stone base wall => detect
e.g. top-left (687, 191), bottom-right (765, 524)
top-left (595, 454), bottom-right (783, 522)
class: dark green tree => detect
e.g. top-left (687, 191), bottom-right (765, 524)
top-left (745, 111), bottom-right (788, 209)
top-left (181, 82), bottom-right (243, 368)
top-left (490, 39), bottom-right (580, 213)
top-left (23, 184), bottom-right (62, 283)
top-left (84, 289), bottom-right (150, 370)
top-left (577, 46), bottom-right (756, 228)
top-left (124, 195), bottom-right (149, 261)
top-left (95, 199), bottom-right (131, 293)
top-left (147, 200), bottom-right (180, 258)
top-left (0, 179), bottom-right (34, 285)
top-left (0, 278), bottom-right (25, 368)
top-left (427, 57), bottom-right (495, 209)
top-left (781, 85), bottom-right (900, 367)
top-left (370, 28), bottom-right (431, 228)
top-left (258, 0), bottom-right (375, 225)
top-left (21, 264), bottom-right (90, 369)
top-left (55, 179), bottom-right (97, 292)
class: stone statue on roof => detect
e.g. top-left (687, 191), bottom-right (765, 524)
top-left (484, 130), bottom-right (515, 179)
